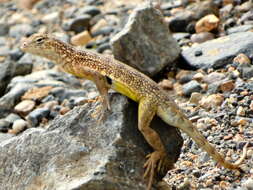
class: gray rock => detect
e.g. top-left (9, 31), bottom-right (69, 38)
top-left (183, 80), bottom-right (202, 97)
top-left (227, 24), bottom-right (253, 34)
top-left (9, 48), bottom-right (24, 61)
top-left (97, 42), bottom-right (111, 53)
top-left (91, 26), bottom-right (114, 37)
top-left (15, 53), bottom-right (33, 76)
top-left (0, 119), bottom-right (11, 132)
top-left (79, 6), bottom-right (101, 16)
top-left (172, 32), bottom-right (191, 41)
top-left (0, 45), bottom-right (10, 56)
top-left (0, 133), bottom-right (14, 143)
top-left (63, 15), bottom-right (91, 33)
top-left (0, 60), bottom-right (14, 96)
top-left (0, 23), bottom-right (9, 36)
top-left (5, 113), bottom-right (21, 124)
top-left (111, 5), bottom-right (180, 76)
top-left (0, 83), bottom-right (32, 117)
top-left (9, 24), bottom-right (34, 39)
top-left (240, 66), bottom-right (253, 79)
top-left (182, 32), bottom-right (253, 69)
top-left (168, 10), bottom-right (195, 32)
top-left (26, 108), bottom-right (50, 127)
top-left (0, 94), bottom-right (183, 190)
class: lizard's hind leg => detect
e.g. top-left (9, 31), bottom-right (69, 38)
top-left (138, 98), bottom-right (168, 190)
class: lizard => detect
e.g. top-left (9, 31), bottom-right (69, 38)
top-left (20, 33), bottom-right (248, 190)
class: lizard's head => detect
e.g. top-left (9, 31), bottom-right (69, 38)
top-left (20, 33), bottom-right (56, 56)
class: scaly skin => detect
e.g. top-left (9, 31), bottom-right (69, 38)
top-left (21, 33), bottom-right (248, 190)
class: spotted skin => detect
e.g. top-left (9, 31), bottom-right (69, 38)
top-left (21, 33), bottom-right (248, 190)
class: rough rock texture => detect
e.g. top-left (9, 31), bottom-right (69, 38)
top-left (0, 94), bottom-right (183, 190)
top-left (182, 32), bottom-right (253, 69)
top-left (111, 5), bottom-right (180, 76)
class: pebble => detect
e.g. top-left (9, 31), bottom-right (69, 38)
top-left (79, 6), bottom-right (101, 16)
top-left (5, 113), bottom-right (21, 124)
top-left (195, 14), bottom-right (219, 33)
top-left (200, 94), bottom-right (224, 109)
top-left (219, 80), bottom-right (235, 92)
top-left (63, 15), bottom-right (91, 33)
top-left (182, 80), bottom-right (202, 97)
top-left (22, 86), bottom-right (53, 101)
top-left (26, 108), bottom-right (50, 127)
top-left (191, 32), bottom-right (215, 44)
top-left (0, 119), bottom-right (11, 133)
top-left (9, 24), bottom-right (34, 39)
top-left (71, 30), bottom-right (92, 46)
top-left (14, 100), bottom-right (36, 115)
top-left (242, 179), bottom-right (253, 190)
top-left (9, 119), bottom-right (27, 134)
top-left (236, 106), bottom-right (246, 116)
top-left (158, 79), bottom-right (174, 90)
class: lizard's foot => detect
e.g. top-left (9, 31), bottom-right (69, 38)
top-left (143, 151), bottom-right (168, 190)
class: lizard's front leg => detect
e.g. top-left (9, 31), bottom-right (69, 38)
top-left (138, 98), bottom-right (168, 190)
top-left (79, 67), bottom-right (111, 122)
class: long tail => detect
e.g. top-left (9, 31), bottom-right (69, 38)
top-left (158, 104), bottom-right (248, 171)
top-left (181, 118), bottom-right (248, 171)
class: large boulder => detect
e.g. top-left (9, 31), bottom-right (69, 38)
top-left (111, 5), bottom-right (180, 76)
top-left (0, 93), bottom-right (183, 190)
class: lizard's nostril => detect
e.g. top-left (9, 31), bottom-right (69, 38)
top-left (20, 42), bottom-right (27, 50)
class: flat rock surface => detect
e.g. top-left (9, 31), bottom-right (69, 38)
top-left (0, 93), bottom-right (183, 190)
top-left (182, 32), bottom-right (253, 69)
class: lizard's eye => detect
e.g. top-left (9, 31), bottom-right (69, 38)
top-left (35, 37), bottom-right (44, 44)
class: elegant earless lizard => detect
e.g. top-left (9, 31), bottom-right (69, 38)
top-left (20, 33), bottom-right (248, 190)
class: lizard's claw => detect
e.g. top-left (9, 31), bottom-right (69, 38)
top-left (143, 151), bottom-right (167, 190)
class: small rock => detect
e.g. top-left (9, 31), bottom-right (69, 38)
top-left (79, 6), bottom-right (101, 17)
top-left (192, 72), bottom-right (204, 81)
top-left (172, 32), bottom-right (191, 41)
top-left (22, 86), bottom-right (53, 101)
top-left (158, 79), bottom-right (173, 90)
top-left (195, 14), bottom-right (219, 33)
top-left (168, 10), bottom-right (195, 32)
top-left (26, 108), bottom-right (50, 127)
top-left (236, 106), bottom-right (246, 116)
top-left (219, 80), bottom-right (235, 92)
top-left (5, 113), bottom-right (21, 124)
top-left (189, 92), bottom-right (202, 104)
top-left (63, 15), bottom-right (91, 33)
top-left (233, 53), bottom-right (251, 65)
top-left (200, 94), bottom-right (224, 109)
top-left (59, 106), bottom-right (70, 115)
top-left (71, 30), bottom-right (92, 46)
top-left (41, 12), bottom-right (59, 23)
top-left (91, 26), bottom-right (114, 37)
top-left (0, 23), bottom-right (9, 36)
top-left (0, 119), bottom-right (11, 133)
top-left (191, 32), bottom-right (215, 43)
top-left (9, 24), bottom-right (34, 39)
top-left (182, 80), bottom-right (202, 97)
top-left (9, 119), bottom-right (27, 134)
top-left (97, 42), bottom-right (110, 53)
top-left (90, 18), bottom-right (108, 34)
top-left (18, 0), bottom-right (41, 9)
top-left (242, 178), bottom-right (253, 190)
top-left (14, 100), bottom-right (36, 115)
